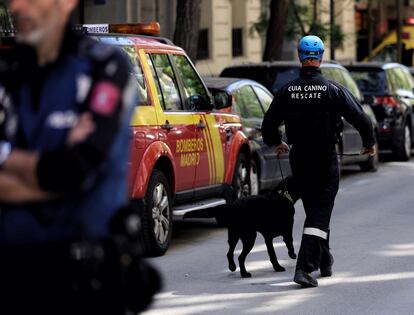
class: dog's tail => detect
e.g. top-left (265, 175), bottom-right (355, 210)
top-left (183, 204), bottom-right (231, 220)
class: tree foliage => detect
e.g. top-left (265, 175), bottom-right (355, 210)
top-left (251, 0), bottom-right (346, 58)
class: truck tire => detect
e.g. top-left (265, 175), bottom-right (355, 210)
top-left (250, 159), bottom-right (259, 196)
top-left (232, 153), bottom-right (250, 201)
top-left (141, 169), bottom-right (173, 256)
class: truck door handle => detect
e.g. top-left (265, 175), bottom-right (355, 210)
top-left (225, 128), bottom-right (232, 141)
top-left (161, 120), bottom-right (173, 131)
top-left (196, 121), bottom-right (206, 129)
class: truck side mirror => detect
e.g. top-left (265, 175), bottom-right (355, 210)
top-left (213, 90), bottom-right (232, 109)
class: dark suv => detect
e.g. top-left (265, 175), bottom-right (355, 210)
top-left (221, 61), bottom-right (379, 172)
top-left (345, 63), bottom-right (414, 160)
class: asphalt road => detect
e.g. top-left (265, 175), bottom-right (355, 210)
top-left (143, 160), bottom-right (414, 315)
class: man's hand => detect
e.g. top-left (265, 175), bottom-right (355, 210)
top-left (67, 113), bottom-right (96, 146)
top-left (361, 145), bottom-right (376, 156)
top-left (0, 173), bottom-right (53, 203)
top-left (275, 141), bottom-right (290, 156)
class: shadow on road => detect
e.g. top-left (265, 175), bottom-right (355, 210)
top-left (170, 218), bottom-right (224, 248)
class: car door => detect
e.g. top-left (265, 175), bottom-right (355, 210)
top-left (394, 67), bottom-right (414, 137)
top-left (252, 84), bottom-right (292, 188)
top-left (322, 67), bottom-right (361, 156)
top-left (339, 68), bottom-right (366, 155)
top-left (400, 67), bottom-right (414, 139)
top-left (170, 54), bottom-right (224, 191)
top-left (145, 53), bottom-right (197, 193)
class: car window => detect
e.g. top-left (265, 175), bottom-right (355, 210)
top-left (146, 54), bottom-right (164, 108)
top-left (272, 67), bottom-right (300, 93)
top-left (393, 68), bottom-right (412, 91)
top-left (172, 55), bottom-right (210, 110)
top-left (119, 46), bottom-right (149, 105)
top-left (322, 67), bottom-right (346, 85)
top-left (148, 53), bottom-right (183, 111)
top-left (385, 67), bottom-right (412, 93)
top-left (234, 85), bottom-right (264, 119)
top-left (340, 69), bottom-right (363, 100)
top-left (348, 69), bottom-right (388, 95)
top-left (253, 86), bottom-right (273, 111)
top-left (398, 68), bottom-right (414, 90)
top-left (386, 68), bottom-right (399, 94)
top-left (402, 68), bottom-right (414, 88)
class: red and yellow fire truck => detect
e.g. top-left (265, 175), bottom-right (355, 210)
top-left (82, 23), bottom-right (251, 256)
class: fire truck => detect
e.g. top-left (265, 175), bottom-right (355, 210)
top-left (0, 20), bottom-right (251, 256)
top-left (77, 23), bottom-right (251, 256)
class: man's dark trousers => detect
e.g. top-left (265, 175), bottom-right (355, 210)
top-left (290, 144), bottom-right (339, 273)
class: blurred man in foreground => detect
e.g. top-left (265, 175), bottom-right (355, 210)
top-left (0, 0), bottom-right (160, 313)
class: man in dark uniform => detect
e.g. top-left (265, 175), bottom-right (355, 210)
top-left (0, 0), bottom-right (159, 313)
top-left (262, 35), bottom-right (376, 288)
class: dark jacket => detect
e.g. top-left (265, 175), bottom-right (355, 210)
top-left (0, 30), bottom-right (135, 246)
top-left (262, 67), bottom-right (375, 150)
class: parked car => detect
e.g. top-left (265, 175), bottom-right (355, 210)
top-left (81, 23), bottom-right (251, 256)
top-left (346, 62), bottom-right (414, 161)
top-left (409, 67), bottom-right (414, 78)
top-left (203, 77), bottom-right (292, 194)
top-left (221, 61), bottom-right (379, 171)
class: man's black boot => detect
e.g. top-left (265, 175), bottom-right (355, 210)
top-left (294, 270), bottom-right (318, 288)
top-left (320, 253), bottom-right (334, 277)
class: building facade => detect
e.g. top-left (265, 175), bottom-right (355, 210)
top-left (79, 0), bottom-right (262, 75)
top-left (1, 0), bottom-right (359, 72)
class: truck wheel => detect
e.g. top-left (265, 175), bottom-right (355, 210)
top-left (141, 170), bottom-right (173, 256)
top-left (393, 124), bottom-right (411, 161)
top-left (232, 153), bottom-right (250, 200)
top-left (250, 159), bottom-right (259, 196)
top-left (360, 141), bottom-right (378, 172)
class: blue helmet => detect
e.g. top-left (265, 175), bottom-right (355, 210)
top-left (298, 35), bottom-right (324, 61)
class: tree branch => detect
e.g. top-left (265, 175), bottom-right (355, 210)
top-left (290, 0), bottom-right (306, 35)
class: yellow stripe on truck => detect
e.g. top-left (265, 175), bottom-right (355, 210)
top-left (205, 115), bottom-right (224, 184)
top-left (202, 127), bottom-right (214, 185)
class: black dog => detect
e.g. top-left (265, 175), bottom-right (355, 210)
top-left (184, 177), bottom-right (301, 278)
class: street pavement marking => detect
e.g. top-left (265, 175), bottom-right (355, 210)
top-left (318, 271), bottom-right (414, 285)
top-left (373, 242), bottom-right (414, 257)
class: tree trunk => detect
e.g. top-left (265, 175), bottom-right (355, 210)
top-left (174, 0), bottom-right (202, 62)
top-left (313, 0), bottom-right (318, 22)
top-left (262, 0), bottom-right (289, 61)
top-left (396, 0), bottom-right (403, 63)
top-left (330, 0), bottom-right (335, 60)
top-left (367, 0), bottom-right (374, 59)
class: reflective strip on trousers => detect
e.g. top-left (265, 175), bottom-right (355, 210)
top-left (303, 227), bottom-right (328, 240)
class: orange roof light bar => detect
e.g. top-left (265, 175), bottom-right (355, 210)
top-left (110, 22), bottom-right (160, 36)
top-left (79, 22), bottom-right (161, 36)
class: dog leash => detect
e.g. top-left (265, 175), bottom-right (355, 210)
top-left (276, 151), bottom-right (360, 203)
top-left (277, 154), bottom-right (287, 191)
top-left (277, 155), bottom-right (294, 203)
top-left (337, 153), bottom-right (361, 157)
